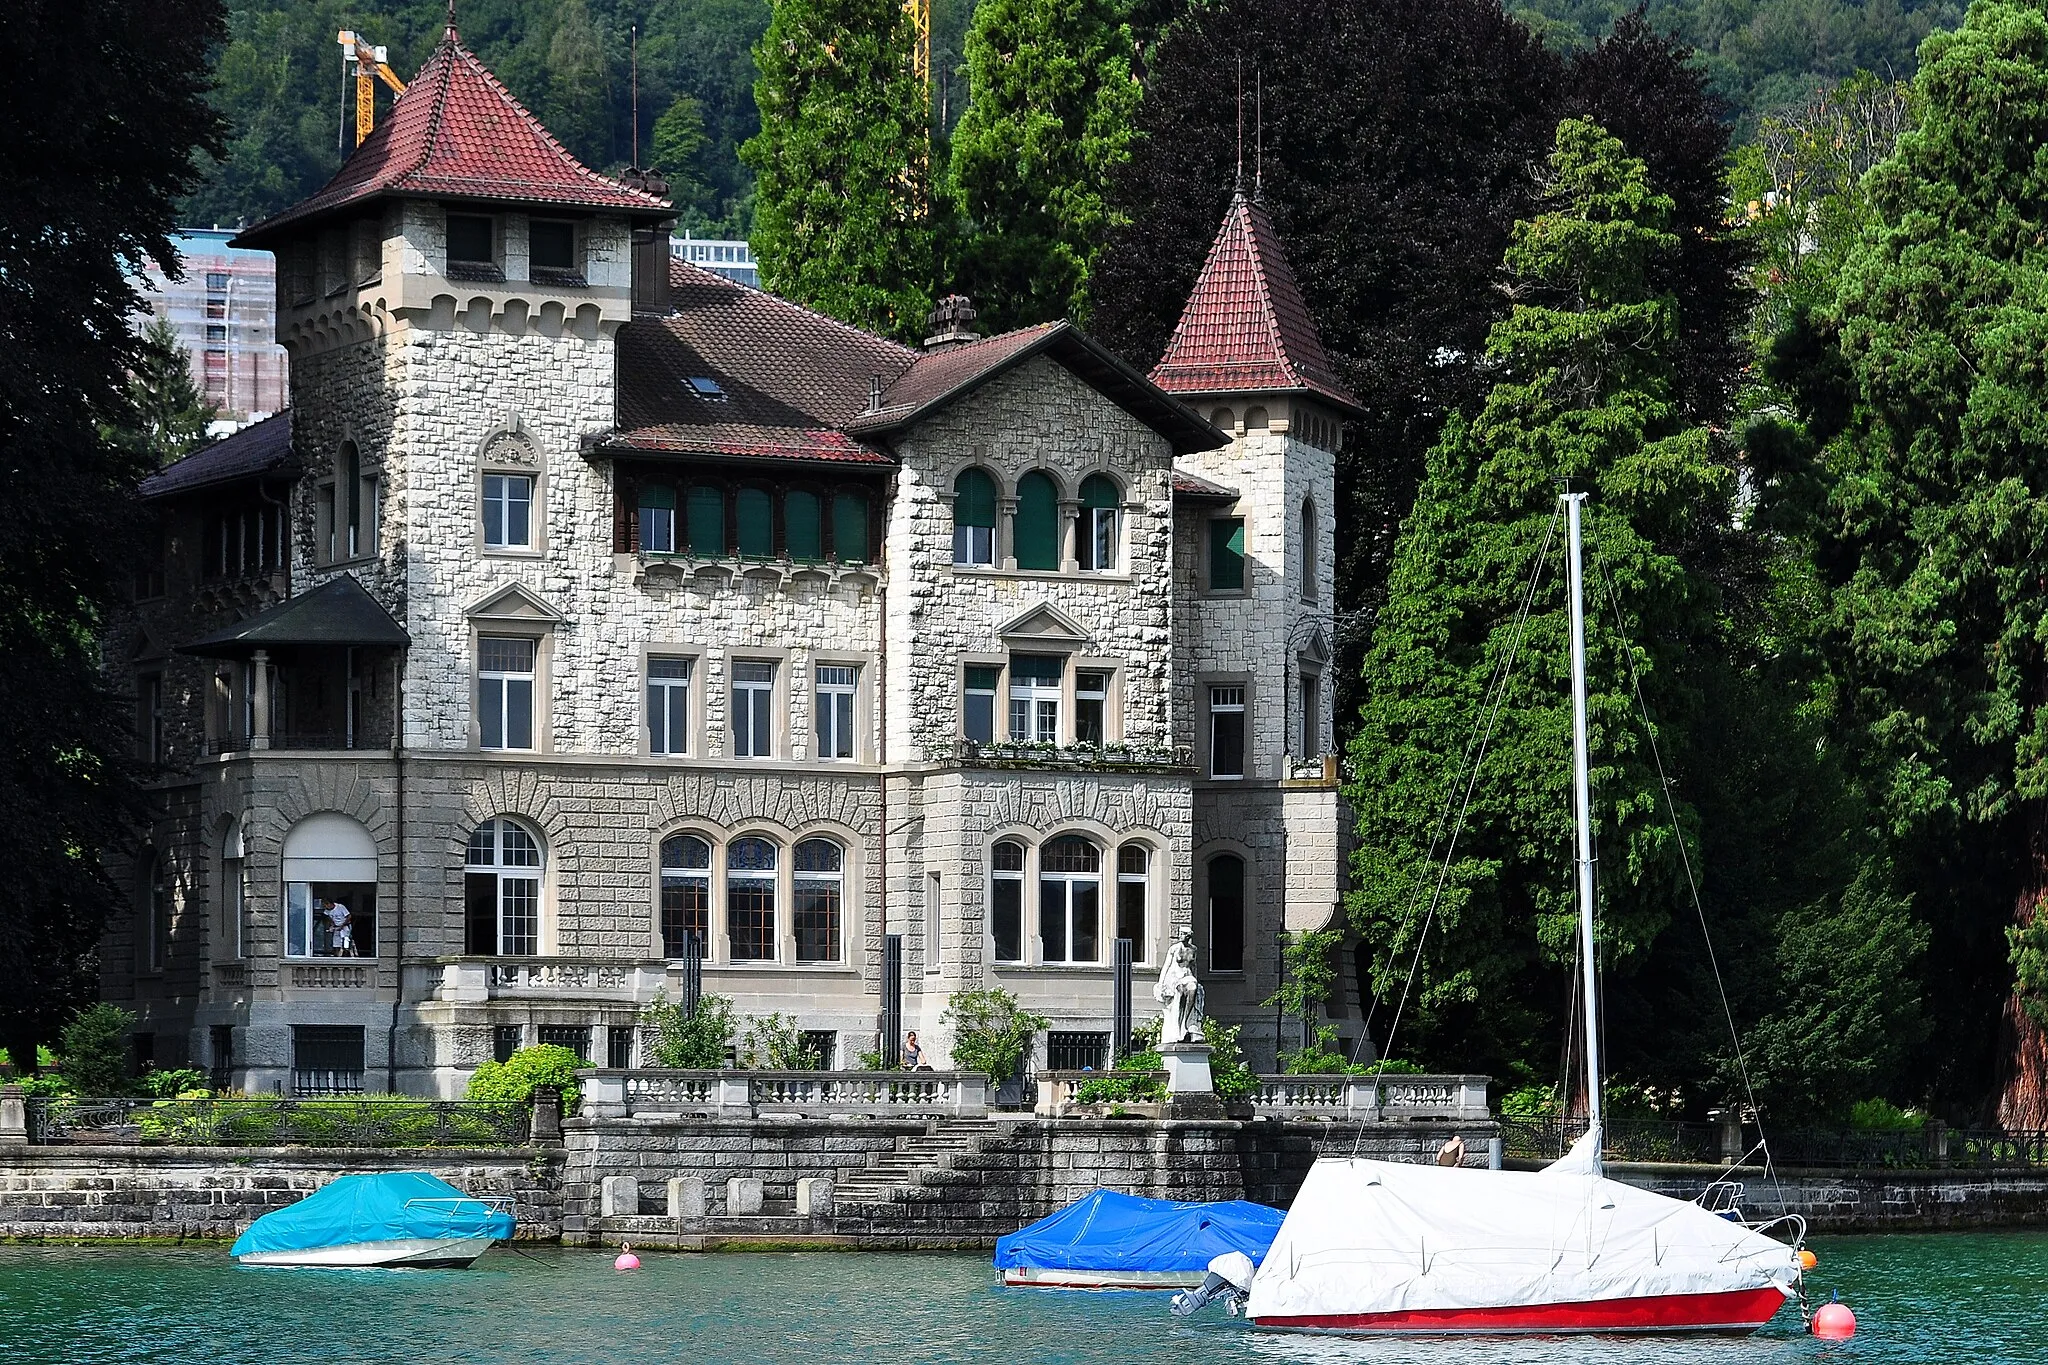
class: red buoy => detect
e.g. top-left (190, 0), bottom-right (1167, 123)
top-left (614, 1244), bottom-right (641, 1271)
top-left (1812, 1300), bottom-right (1856, 1339)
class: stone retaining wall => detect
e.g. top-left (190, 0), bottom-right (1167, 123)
top-left (1611, 1161), bottom-right (2048, 1234)
top-left (0, 1146), bottom-right (562, 1243)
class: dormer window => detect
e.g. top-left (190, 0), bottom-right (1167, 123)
top-left (529, 220), bottom-right (576, 272)
top-left (447, 213), bottom-right (496, 269)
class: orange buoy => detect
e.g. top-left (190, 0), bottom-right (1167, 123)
top-left (1798, 1248), bottom-right (1818, 1270)
top-left (1812, 1300), bottom-right (1856, 1339)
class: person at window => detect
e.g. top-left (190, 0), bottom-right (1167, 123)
top-left (904, 1030), bottom-right (928, 1070)
top-left (324, 898), bottom-right (356, 957)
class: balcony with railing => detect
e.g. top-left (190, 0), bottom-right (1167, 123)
top-left (955, 738), bottom-right (1192, 772)
top-left (415, 956), bottom-right (675, 1005)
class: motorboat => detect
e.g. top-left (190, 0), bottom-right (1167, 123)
top-left (230, 1171), bottom-right (515, 1268)
top-left (1187, 495), bottom-right (1806, 1335)
top-left (996, 1189), bottom-right (1283, 1290)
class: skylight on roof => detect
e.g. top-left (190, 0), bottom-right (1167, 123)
top-left (688, 376), bottom-right (726, 399)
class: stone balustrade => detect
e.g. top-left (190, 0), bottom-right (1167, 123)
top-left (577, 1069), bottom-right (988, 1120)
top-left (415, 957), bottom-right (676, 1004)
top-left (1252, 1073), bottom-right (1491, 1122)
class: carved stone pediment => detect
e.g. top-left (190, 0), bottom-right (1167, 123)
top-left (997, 602), bottom-right (1091, 648)
top-left (464, 582), bottom-right (564, 625)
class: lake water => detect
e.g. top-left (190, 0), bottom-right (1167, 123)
top-left (0, 1232), bottom-right (2041, 1364)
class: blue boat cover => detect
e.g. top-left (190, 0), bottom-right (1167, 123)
top-left (230, 1172), bottom-right (514, 1257)
top-left (994, 1190), bottom-right (1284, 1273)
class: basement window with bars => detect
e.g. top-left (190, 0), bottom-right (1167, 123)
top-left (1047, 1031), bottom-right (1108, 1071)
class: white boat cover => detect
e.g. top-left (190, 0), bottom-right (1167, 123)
top-left (1246, 1137), bottom-right (1798, 1323)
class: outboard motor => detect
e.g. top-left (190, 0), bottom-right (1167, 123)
top-left (1170, 1251), bottom-right (1256, 1317)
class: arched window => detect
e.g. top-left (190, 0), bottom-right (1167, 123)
top-left (221, 821), bottom-right (246, 961)
top-left (1116, 844), bottom-right (1148, 956)
top-left (1209, 406), bottom-right (1235, 430)
top-left (1300, 497), bottom-right (1318, 601)
top-left (686, 483), bottom-right (724, 556)
top-left (282, 813), bottom-right (378, 959)
top-left (953, 468), bottom-right (997, 566)
top-left (1040, 835), bottom-right (1102, 964)
top-left (727, 836), bottom-right (778, 960)
top-left (785, 489), bottom-right (822, 561)
top-left (794, 838), bottom-right (844, 963)
top-left (638, 484), bottom-right (676, 554)
top-left (1078, 474), bottom-right (1119, 571)
top-left (1014, 471), bottom-right (1059, 571)
top-left (1207, 854), bottom-right (1245, 973)
top-left (737, 486), bottom-right (774, 557)
top-left (991, 839), bottom-right (1026, 963)
top-left (1245, 406), bottom-right (1269, 430)
top-left (832, 490), bottom-right (870, 562)
top-left (466, 818), bottom-right (542, 956)
top-left (659, 833), bottom-right (711, 959)
top-left (141, 853), bottom-right (170, 974)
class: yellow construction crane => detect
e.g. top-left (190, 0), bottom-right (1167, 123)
top-left (902, 0), bottom-right (930, 93)
top-left (338, 30), bottom-right (408, 147)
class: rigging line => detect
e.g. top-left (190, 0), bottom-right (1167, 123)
top-left (1584, 525), bottom-right (1786, 1211)
top-left (1353, 508), bottom-right (1564, 1155)
top-left (1352, 508), bottom-right (1565, 1068)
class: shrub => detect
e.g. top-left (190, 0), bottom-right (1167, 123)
top-left (1501, 1083), bottom-right (1556, 1119)
top-left (943, 988), bottom-right (1049, 1086)
top-left (1849, 1098), bottom-right (1923, 1130)
top-left (465, 1045), bottom-right (584, 1113)
top-left (1204, 1018), bottom-right (1257, 1104)
top-left (138, 1067), bottom-right (208, 1098)
top-left (59, 1003), bottom-right (137, 1096)
top-left (642, 991), bottom-right (737, 1068)
top-left (1074, 1044), bottom-right (1167, 1104)
top-left (1279, 1024), bottom-right (1356, 1074)
top-left (737, 1012), bottom-right (822, 1069)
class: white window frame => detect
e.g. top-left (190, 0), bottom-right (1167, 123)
top-left (814, 663), bottom-right (857, 761)
top-left (1208, 684), bottom-right (1247, 779)
top-left (725, 834), bottom-right (779, 961)
top-left (1075, 670), bottom-right (1109, 747)
top-left (731, 658), bottom-right (778, 759)
top-left (990, 839), bottom-right (1026, 964)
top-left (1080, 504), bottom-right (1119, 571)
top-left (658, 831), bottom-right (713, 959)
top-left (647, 655), bottom-right (693, 756)
top-left (478, 635), bottom-right (538, 752)
top-left (1038, 836), bottom-right (1104, 965)
top-left (792, 837), bottom-right (844, 963)
top-left (1116, 843), bottom-right (1149, 962)
top-left (962, 662), bottom-right (1001, 743)
top-left (466, 818), bottom-right (543, 956)
top-left (1008, 656), bottom-right (1063, 744)
top-left (1299, 667), bottom-right (1322, 759)
top-left (482, 472), bottom-right (534, 551)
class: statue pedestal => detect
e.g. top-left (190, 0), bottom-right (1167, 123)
top-left (1161, 1043), bottom-right (1224, 1119)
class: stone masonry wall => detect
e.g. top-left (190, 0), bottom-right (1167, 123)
top-left (0, 1146), bottom-right (561, 1242)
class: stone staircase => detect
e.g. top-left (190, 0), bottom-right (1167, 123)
top-left (834, 1121), bottom-right (990, 1205)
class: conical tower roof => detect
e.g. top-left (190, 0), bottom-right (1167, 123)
top-left (1149, 192), bottom-right (1361, 415)
top-left (237, 26), bottom-right (668, 247)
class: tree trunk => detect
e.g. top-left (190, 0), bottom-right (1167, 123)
top-left (1998, 817), bottom-right (2048, 1130)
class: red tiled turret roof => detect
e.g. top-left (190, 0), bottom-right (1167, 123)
top-left (1150, 191), bottom-right (1361, 415)
top-left (236, 27), bottom-right (668, 247)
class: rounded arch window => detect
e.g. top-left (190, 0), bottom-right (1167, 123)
top-left (953, 468), bottom-right (997, 566)
top-left (220, 818), bottom-right (247, 962)
top-left (1209, 406), bottom-right (1235, 430)
top-left (1300, 496), bottom-right (1319, 602)
top-left (1116, 843), bottom-right (1150, 958)
top-left (466, 817), bottom-right (543, 956)
top-left (991, 838), bottom-right (1027, 963)
top-left (727, 836), bottom-right (778, 961)
top-left (1206, 853), bottom-right (1246, 973)
top-left (283, 813), bottom-right (377, 959)
top-left (1079, 474), bottom-right (1121, 572)
top-left (794, 838), bottom-right (844, 963)
top-left (1245, 406), bottom-right (1269, 430)
top-left (1014, 471), bottom-right (1060, 571)
top-left (1040, 835), bottom-right (1102, 964)
top-left (659, 833), bottom-right (711, 959)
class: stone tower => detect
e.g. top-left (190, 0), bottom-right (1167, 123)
top-left (1151, 190), bottom-right (1362, 1061)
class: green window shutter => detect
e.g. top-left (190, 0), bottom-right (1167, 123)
top-left (737, 487), bottom-right (773, 558)
top-left (954, 468), bottom-right (997, 527)
top-left (832, 490), bottom-right (870, 562)
top-left (1209, 517), bottom-right (1245, 591)
top-left (687, 484), bottom-right (725, 556)
top-left (785, 489), bottom-right (822, 561)
top-left (1015, 471), bottom-right (1059, 570)
top-left (1080, 474), bottom-right (1118, 509)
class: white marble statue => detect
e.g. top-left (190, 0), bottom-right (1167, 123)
top-left (1154, 927), bottom-right (1206, 1046)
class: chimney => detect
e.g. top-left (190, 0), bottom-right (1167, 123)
top-left (924, 294), bottom-right (979, 352)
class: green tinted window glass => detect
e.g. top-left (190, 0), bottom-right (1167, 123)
top-left (832, 491), bottom-right (870, 562)
top-left (785, 489), bottom-right (822, 561)
top-left (638, 483), bottom-right (676, 510)
top-left (965, 666), bottom-right (1001, 690)
top-left (1015, 471), bottom-right (1059, 570)
top-left (737, 487), bottom-right (773, 557)
top-left (954, 468), bottom-right (997, 526)
top-left (1209, 517), bottom-right (1245, 591)
top-left (1080, 474), bottom-right (1119, 509)
top-left (687, 484), bottom-right (725, 556)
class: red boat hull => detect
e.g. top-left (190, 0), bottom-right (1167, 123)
top-left (1254, 1285), bottom-right (1790, 1336)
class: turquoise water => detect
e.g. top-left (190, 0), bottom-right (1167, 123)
top-left (0, 1233), bottom-right (2041, 1364)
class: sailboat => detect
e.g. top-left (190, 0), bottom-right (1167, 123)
top-left (1237, 494), bottom-right (1806, 1334)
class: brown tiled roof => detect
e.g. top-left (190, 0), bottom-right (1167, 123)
top-left (1151, 191), bottom-right (1362, 415)
top-left (1170, 467), bottom-right (1239, 501)
top-left (140, 411), bottom-right (297, 500)
top-left (602, 261), bottom-right (915, 465)
top-left (235, 29), bottom-right (668, 248)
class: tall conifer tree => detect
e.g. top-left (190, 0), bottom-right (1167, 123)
top-left (947, 0), bottom-right (1140, 328)
top-left (1346, 120), bottom-right (1730, 1075)
top-left (742, 0), bottom-right (935, 339)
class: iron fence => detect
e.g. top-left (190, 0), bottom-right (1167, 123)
top-left (1501, 1118), bottom-right (1721, 1165)
top-left (1503, 1117), bottom-right (2048, 1170)
top-left (26, 1096), bottom-right (529, 1147)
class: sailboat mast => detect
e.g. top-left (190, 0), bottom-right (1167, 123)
top-left (1563, 493), bottom-right (1603, 1149)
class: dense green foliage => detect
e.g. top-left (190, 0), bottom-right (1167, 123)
top-left (57, 1004), bottom-right (140, 1096)
top-left (465, 1044), bottom-right (585, 1109)
top-left (112, 317), bottom-right (216, 466)
top-left (641, 990), bottom-right (738, 1067)
top-left (946, 0), bottom-right (1139, 328)
top-left (743, 0), bottom-right (935, 337)
top-left (942, 988), bottom-right (1049, 1085)
top-left (1, 1), bottom-right (219, 1077)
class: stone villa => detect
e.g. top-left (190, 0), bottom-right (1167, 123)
top-left (105, 27), bottom-right (1359, 1096)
